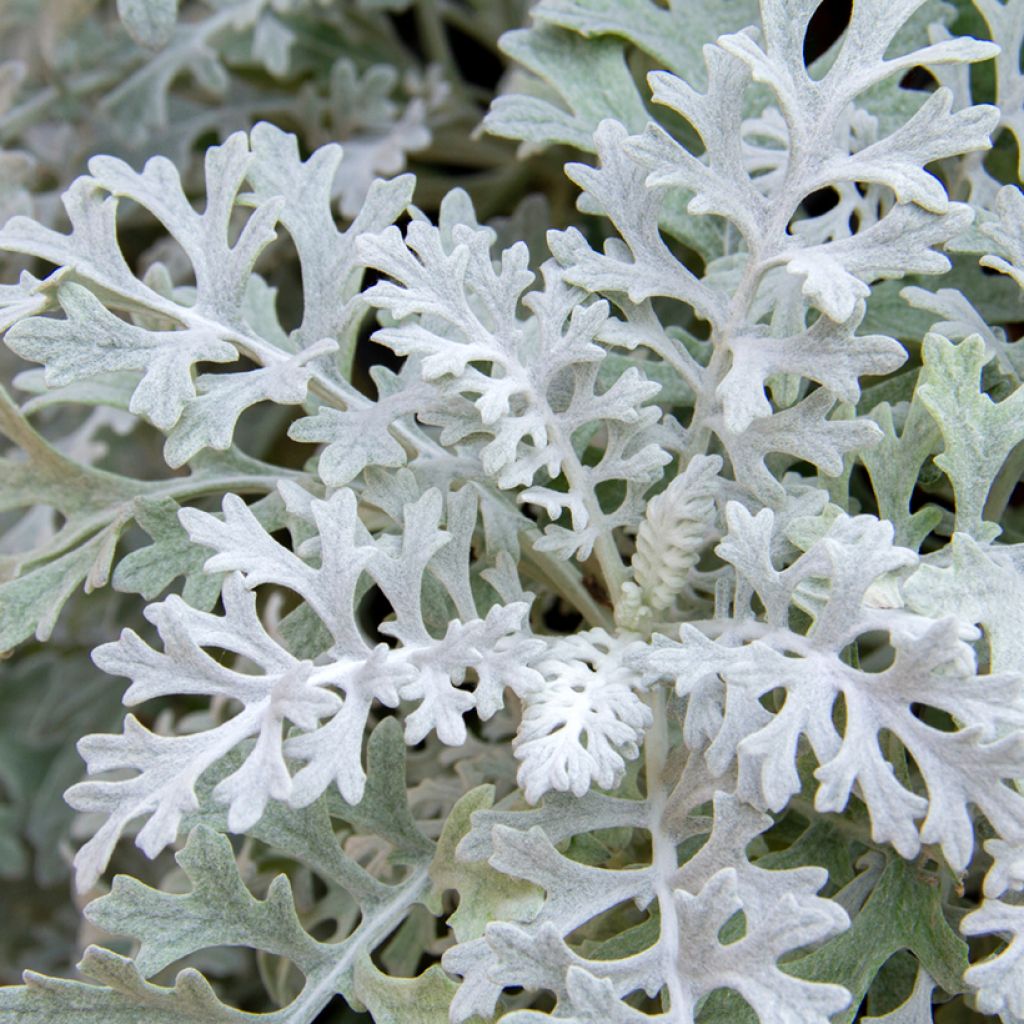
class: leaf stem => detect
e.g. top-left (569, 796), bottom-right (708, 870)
top-left (645, 686), bottom-right (691, 1021)
top-left (268, 864), bottom-right (432, 1023)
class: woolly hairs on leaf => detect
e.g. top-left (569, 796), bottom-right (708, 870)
top-left (1, 0), bottom-right (1023, 1021)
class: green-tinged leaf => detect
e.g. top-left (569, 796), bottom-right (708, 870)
top-left (85, 825), bottom-right (329, 978)
top-left (353, 954), bottom-right (466, 1024)
top-left (0, 384), bottom-right (141, 521)
top-left (116, 0), bottom-right (179, 48)
top-left (486, 27), bottom-right (647, 153)
top-left (905, 531), bottom-right (1024, 676)
top-left (0, 384), bottom-right (142, 649)
top-left (755, 819), bottom-right (856, 891)
top-left (531, 0), bottom-right (759, 82)
top-left (0, 947), bottom-right (260, 1022)
top-left (429, 786), bottom-right (543, 942)
top-left (112, 490), bottom-right (286, 610)
top-left (787, 858), bottom-right (968, 1022)
top-left (186, 752), bottom-right (391, 909)
top-left (917, 332), bottom-right (1024, 541)
top-left (0, 526), bottom-right (126, 652)
top-left (328, 718), bottom-right (434, 863)
top-left (861, 398), bottom-right (942, 550)
top-left (111, 496), bottom-right (224, 609)
top-left (6, 282), bottom-right (238, 435)
top-left (0, 651), bottom-right (124, 886)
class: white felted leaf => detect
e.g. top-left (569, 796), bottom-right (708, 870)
top-left (513, 629), bottom-right (651, 802)
top-left (444, 787), bottom-right (848, 1023)
top-left (624, 453), bottom-right (722, 620)
top-left (917, 332), bottom-right (1024, 541)
top-left (68, 484), bottom-right (542, 891)
top-left (636, 504), bottom-right (1024, 870)
top-left (359, 197), bottom-right (670, 560)
top-left (0, 125), bottom-right (410, 465)
top-left (963, 897), bottom-right (1024, 1020)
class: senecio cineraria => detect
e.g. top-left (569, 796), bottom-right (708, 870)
top-left (7, 0), bottom-right (1024, 1020)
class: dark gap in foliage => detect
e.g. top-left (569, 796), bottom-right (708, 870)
top-left (258, 231), bottom-right (304, 334)
top-left (684, 313), bottom-right (712, 342)
top-left (518, 501), bottom-right (540, 523)
top-left (985, 127), bottom-right (1022, 187)
top-left (800, 185), bottom-right (840, 219)
top-left (910, 703), bottom-right (958, 733)
top-left (309, 870), bottom-right (330, 904)
top-left (350, 336), bottom-right (396, 399)
top-left (758, 808), bottom-right (808, 854)
top-left (359, 584), bottom-right (399, 648)
top-left (268, 526), bottom-right (292, 550)
top-left (388, 8), bottom-right (427, 64)
top-left (539, 596), bottom-right (584, 634)
top-left (1004, 478), bottom-right (1024, 545)
top-left (312, 994), bottom-right (359, 1022)
top-left (758, 686), bottom-right (785, 713)
top-left (962, 928), bottom-right (1005, 987)
top-left (411, 945), bottom-right (441, 977)
top-left (853, 630), bottom-right (895, 672)
top-left (234, 400), bottom-right (312, 468)
top-left (849, 993), bottom-right (870, 1022)
top-left (911, 456), bottom-right (951, 507)
top-left (397, 716), bottom-right (433, 754)
top-left (975, 624), bottom-right (993, 675)
top-left (864, 951), bottom-right (919, 1016)
top-left (191, 129), bottom-right (221, 155)
top-left (595, 477), bottom-right (627, 516)
top-left (458, 705), bottom-right (483, 735)
top-left (657, 226), bottom-right (706, 280)
top-left (829, 691), bottom-right (847, 739)
top-left (307, 918), bottom-right (338, 942)
top-left (899, 66), bottom-right (939, 91)
top-left (803, 0), bottom-right (853, 67)
top-left (417, 158), bottom-right (490, 181)
top-left (351, 251), bottom-right (408, 397)
top-left (447, 20), bottom-right (504, 92)
top-left (254, 581), bottom-right (304, 631)
top-left (195, 353), bottom-right (257, 377)
top-left (10, 254), bottom-right (59, 284)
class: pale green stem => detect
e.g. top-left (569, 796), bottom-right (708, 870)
top-left (645, 686), bottom-right (692, 1021)
top-left (268, 865), bottom-right (432, 1023)
top-left (414, 0), bottom-right (460, 85)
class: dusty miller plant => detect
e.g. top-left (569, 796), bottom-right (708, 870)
top-left (3, 0), bottom-right (1024, 1020)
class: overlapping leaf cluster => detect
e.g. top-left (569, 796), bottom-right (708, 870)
top-left (4, 0), bottom-right (1024, 1022)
